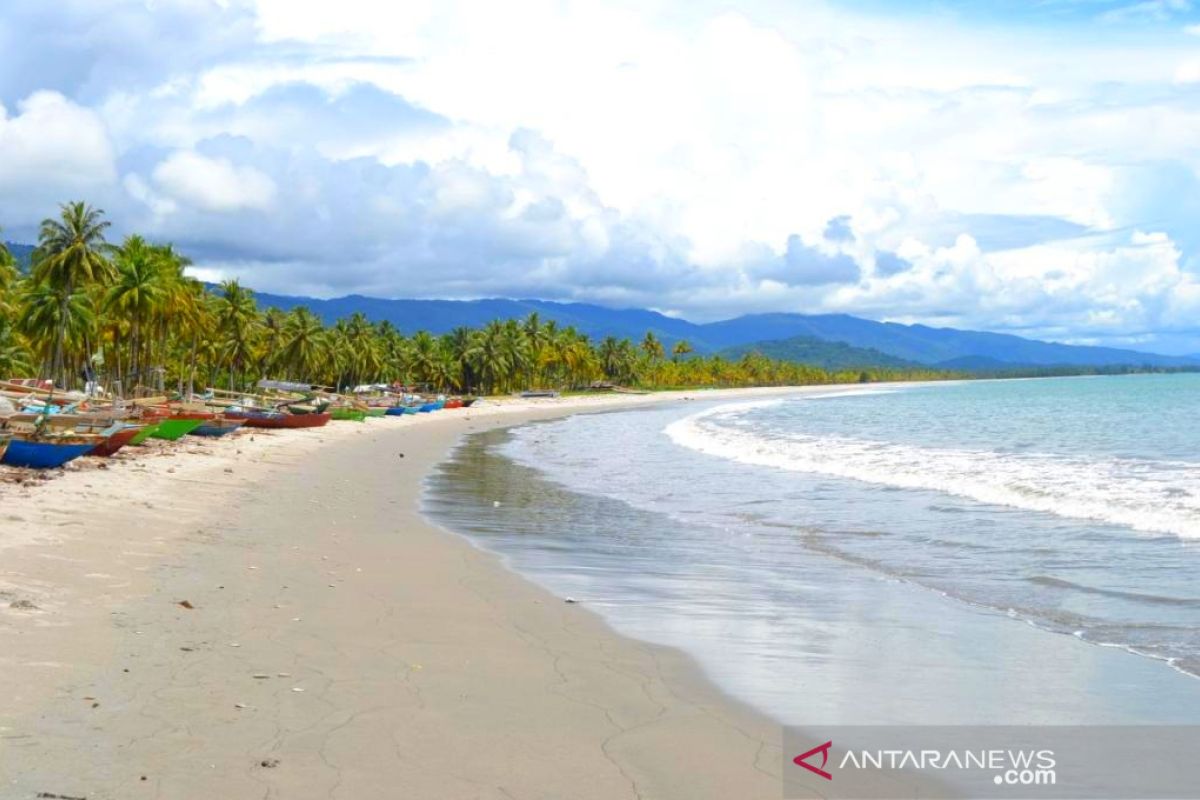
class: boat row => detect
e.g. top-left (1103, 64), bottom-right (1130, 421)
top-left (0, 380), bottom-right (476, 470)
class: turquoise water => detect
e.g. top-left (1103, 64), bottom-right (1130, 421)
top-left (424, 375), bottom-right (1200, 725)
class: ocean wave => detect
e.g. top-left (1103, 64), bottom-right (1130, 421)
top-left (664, 401), bottom-right (1200, 538)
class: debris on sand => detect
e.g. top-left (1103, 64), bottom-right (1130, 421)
top-left (9, 598), bottom-right (38, 610)
top-left (259, 758), bottom-right (280, 768)
top-left (177, 600), bottom-right (195, 610)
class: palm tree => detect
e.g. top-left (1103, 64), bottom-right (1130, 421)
top-left (17, 281), bottom-right (96, 377)
top-left (0, 231), bottom-right (18, 312)
top-left (105, 235), bottom-right (166, 387)
top-left (672, 339), bottom-right (693, 362)
top-left (408, 330), bottom-right (441, 388)
top-left (213, 279), bottom-right (260, 390)
top-left (641, 331), bottom-right (664, 361)
top-left (34, 202), bottom-right (113, 385)
top-left (279, 306), bottom-right (327, 381)
top-left (472, 321), bottom-right (512, 394)
top-left (444, 326), bottom-right (481, 392)
top-left (0, 318), bottom-right (31, 376)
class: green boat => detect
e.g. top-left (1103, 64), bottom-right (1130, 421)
top-left (364, 407), bottom-right (387, 417)
top-left (329, 408), bottom-right (367, 422)
top-left (148, 418), bottom-right (204, 441)
top-left (128, 422), bottom-right (161, 445)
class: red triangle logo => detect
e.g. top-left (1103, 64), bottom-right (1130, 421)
top-left (794, 740), bottom-right (833, 781)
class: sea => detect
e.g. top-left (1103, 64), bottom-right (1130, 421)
top-left (423, 374), bottom-right (1200, 725)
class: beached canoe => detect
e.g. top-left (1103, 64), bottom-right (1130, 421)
top-left (444, 398), bottom-right (464, 409)
top-left (1, 435), bottom-right (98, 469)
top-left (128, 422), bottom-right (161, 445)
top-left (190, 419), bottom-right (245, 437)
top-left (148, 418), bottom-right (204, 441)
top-left (225, 410), bottom-right (331, 429)
top-left (329, 408), bottom-right (367, 422)
top-left (88, 424), bottom-right (145, 457)
top-left (384, 406), bottom-right (408, 416)
top-left (167, 410), bottom-right (217, 421)
top-left (364, 407), bottom-right (387, 417)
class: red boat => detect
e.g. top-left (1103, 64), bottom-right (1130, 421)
top-left (444, 398), bottom-right (464, 409)
top-left (169, 410), bottom-right (217, 421)
top-left (224, 410), bottom-right (331, 429)
top-left (88, 425), bottom-right (146, 457)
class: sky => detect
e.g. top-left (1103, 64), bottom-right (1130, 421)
top-left (3, 1), bottom-right (1200, 353)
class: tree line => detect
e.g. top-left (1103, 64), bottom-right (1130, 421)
top-left (0, 201), bottom-right (958, 396)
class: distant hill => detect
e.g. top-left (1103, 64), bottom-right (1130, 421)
top-left (2, 242), bottom-right (34, 270)
top-left (721, 336), bottom-right (921, 370)
top-left (243, 288), bottom-right (1200, 370)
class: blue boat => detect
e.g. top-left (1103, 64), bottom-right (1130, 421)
top-left (190, 419), bottom-right (245, 437)
top-left (2, 437), bottom-right (97, 469)
top-left (384, 406), bottom-right (408, 416)
top-left (417, 402), bottom-right (439, 413)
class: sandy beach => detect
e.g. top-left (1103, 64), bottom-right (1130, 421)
top-left (0, 388), bottom-right (806, 800)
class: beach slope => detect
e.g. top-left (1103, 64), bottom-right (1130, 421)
top-left (1, 395), bottom-right (790, 799)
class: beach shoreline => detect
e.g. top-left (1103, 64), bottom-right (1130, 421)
top-left (0, 386), bottom-right (823, 799)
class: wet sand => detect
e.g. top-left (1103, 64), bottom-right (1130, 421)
top-left (0, 389), bottom-right (806, 799)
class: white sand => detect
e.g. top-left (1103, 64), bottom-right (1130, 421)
top-left (0, 388), bottom-right (823, 799)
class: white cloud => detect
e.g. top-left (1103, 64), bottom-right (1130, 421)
top-left (151, 150), bottom-right (277, 213)
top-left (0, 91), bottom-right (116, 196)
top-left (4, 1), bottom-right (1200, 350)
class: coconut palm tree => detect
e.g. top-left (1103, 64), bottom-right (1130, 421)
top-left (17, 281), bottom-right (96, 377)
top-left (671, 339), bottom-right (693, 362)
top-left (279, 306), bottom-right (326, 381)
top-left (34, 202), bottom-right (113, 385)
top-left (0, 318), bottom-right (31, 376)
top-left (105, 235), bottom-right (166, 387)
top-left (444, 326), bottom-right (480, 393)
top-left (213, 279), bottom-right (260, 389)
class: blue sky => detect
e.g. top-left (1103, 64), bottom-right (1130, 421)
top-left (3, 1), bottom-right (1200, 353)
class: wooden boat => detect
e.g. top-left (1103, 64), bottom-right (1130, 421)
top-left (329, 407), bottom-right (367, 422)
top-left (384, 406), bottom-right (408, 416)
top-left (444, 398), bottom-right (464, 409)
top-left (148, 418), bottom-right (205, 441)
top-left (190, 419), bottom-right (245, 437)
top-left (364, 407), bottom-right (387, 417)
top-left (128, 423), bottom-right (161, 445)
top-left (0, 432), bottom-right (9, 462)
top-left (88, 424), bottom-right (145, 457)
top-left (401, 406), bottom-right (421, 415)
top-left (225, 410), bottom-right (331, 429)
top-left (166, 410), bottom-right (217, 421)
top-left (1, 433), bottom-right (101, 469)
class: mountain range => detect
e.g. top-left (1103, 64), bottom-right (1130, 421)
top-left (244, 289), bottom-right (1200, 371)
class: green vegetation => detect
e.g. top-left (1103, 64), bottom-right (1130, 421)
top-left (0, 203), bottom-right (965, 395)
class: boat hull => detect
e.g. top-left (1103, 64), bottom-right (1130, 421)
top-left (88, 426), bottom-right (144, 457)
top-left (225, 411), bottom-right (331, 429)
top-left (149, 418), bottom-right (205, 441)
top-left (2, 438), bottom-right (96, 469)
top-left (190, 419), bottom-right (245, 437)
top-left (329, 408), bottom-right (367, 422)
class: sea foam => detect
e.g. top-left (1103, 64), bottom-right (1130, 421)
top-left (665, 400), bottom-right (1200, 539)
